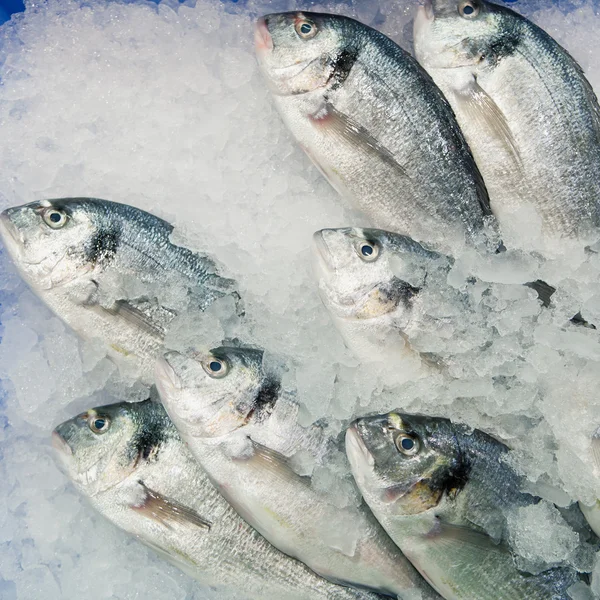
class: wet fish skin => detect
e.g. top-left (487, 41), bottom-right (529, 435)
top-left (0, 198), bottom-right (239, 382)
top-left (256, 11), bottom-right (493, 252)
top-left (155, 347), bottom-right (442, 599)
top-left (346, 412), bottom-right (583, 600)
top-left (414, 0), bottom-right (600, 246)
top-left (53, 399), bottom-right (384, 600)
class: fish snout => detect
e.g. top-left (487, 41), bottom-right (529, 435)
top-left (51, 428), bottom-right (73, 457)
top-left (155, 352), bottom-right (183, 393)
top-left (312, 229), bottom-right (338, 272)
top-left (255, 17), bottom-right (274, 54)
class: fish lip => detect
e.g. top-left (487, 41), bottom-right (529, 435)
top-left (0, 209), bottom-right (24, 248)
top-left (346, 423), bottom-right (375, 469)
top-left (414, 1), bottom-right (435, 44)
top-left (255, 16), bottom-right (274, 55)
top-left (312, 230), bottom-right (336, 272)
top-left (51, 429), bottom-right (73, 457)
top-left (154, 352), bottom-right (183, 394)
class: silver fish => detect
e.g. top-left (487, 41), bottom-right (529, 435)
top-left (346, 412), bottom-right (584, 600)
top-left (155, 347), bottom-right (441, 599)
top-left (414, 0), bottom-right (600, 247)
top-left (0, 198), bottom-right (239, 383)
top-left (312, 226), bottom-right (451, 377)
top-left (255, 11), bottom-right (493, 252)
top-left (53, 399), bottom-right (383, 600)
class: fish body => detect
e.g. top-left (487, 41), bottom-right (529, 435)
top-left (256, 11), bottom-right (492, 252)
top-left (155, 347), bottom-right (441, 599)
top-left (0, 198), bottom-right (239, 382)
top-left (53, 399), bottom-right (383, 600)
top-left (414, 0), bottom-right (600, 249)
top-left (346, 413), bottom-right (582, 600)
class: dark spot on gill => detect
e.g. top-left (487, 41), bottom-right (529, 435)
top-left (328, 47), bottom-right (359, 91)
top-left (385, 277), bottom-right (420, 308)
top-left (247, 377), bottom-right (281, 423)
top-left (428, 445), bottom-right (472, 500)
top-left (130, 417), bottom-right (167, 466)
top-left (86, 226), bottom-right (121, 265)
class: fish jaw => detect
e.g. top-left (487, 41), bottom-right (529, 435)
top-left (254, 17), bottom-right (273, 55)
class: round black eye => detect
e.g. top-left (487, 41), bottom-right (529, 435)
top-left (395, 433), bottom-right (420, 456)
top-left (89, 415), bottom-right (111, 434)
top-left (459, 1), bottom-right (480, 18)
top-left (42, 208), bottom-right (68, 229)
top-left (295, 19), bottom-right (318, 39)
top-left (356, 241), bottom-right (379, 262)
top-left (202, 356), bottom-right (229, 379)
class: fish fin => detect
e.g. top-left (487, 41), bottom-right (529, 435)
top-left (425, 519), bottom-right (502, 553)
top-left (100, 299), bottom-right (166, 340)
top-left (309, 103), bottom-right (409, 178)
top-left (457, 80), bottom-right (522, 169)
top-left (132, 480), bottom-right (211, 531)
top-left (241, 442), bottom-right (311, 487)
top-left (524, 280), bottom-right (556, 308)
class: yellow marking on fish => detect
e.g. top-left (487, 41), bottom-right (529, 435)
top-left (110, 344), bottom-right (131, 356)
top-left (388, 413), bottom-right (405, 430)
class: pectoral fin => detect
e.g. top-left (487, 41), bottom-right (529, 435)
top-left (456, 80), bottom-right (522, 169)
top-left (100, 299), bottom-right (166, 340)
top-left (240, 442), bottom-right (311, 488)
top-left (309, 103), bottom-right (409, 178)
top-left (426, 518), bottom-right (502, 554)
top-left (133, 481), bottom-right (211, 531)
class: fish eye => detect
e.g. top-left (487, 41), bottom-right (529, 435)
top-left (459, 1), bottom-right (480, 18)
top-left (395, 433), bottom-right (420, 456)
top-left (42, 208), bottom-right (68, 229)
top-left (295, 19), bottom-right (317, 40)
top-left (356, 241), bottom-right (380, 262)
top-left (88, 415), bottom-right (111, 434)
top-left (202, 357), bottom-right (229, 379)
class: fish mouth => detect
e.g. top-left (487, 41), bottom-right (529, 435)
top-left (0, 209), bottom-right (24, 257)
top-left (255, 17), bottom-right (274, 55)
top-left (346, 423), bottom-right (375, 470)
top-left (414, 1), bottom-right (435, 43)
top-left (312, 230), bottom-right (336, 272)
top-left (51, 429), bottom-right (73, 457)
top-left (154, 353), bottom-right (183, 396)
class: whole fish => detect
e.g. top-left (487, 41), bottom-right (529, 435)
top-left (255, 11), bottom-right (493, 251)
top-left (346, 412), bottom-right (583, 600)
top-left (0, 198), bottom-right (239, 383)
top-left (414, 0), bottom-right (600, 246)
top-left (53, 399), bottom-right (383, 600)
top-left (155, 347), bottom-right (441, 599)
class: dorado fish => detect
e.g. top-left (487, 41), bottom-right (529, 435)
top-left (346, 413), bottom-right (583, 600)
top-left (53, 399), bottom-right (383, 600)
top-left (414, 0), bottom-right (600, 249)
top-left (312, 226), bottom-right (554, 375)
top-left (155, 347), bottom-right (441, 599)
top-left (255, 11), bottom-right (493, 252)
top-left (0, 198), bottom-right (239, 383)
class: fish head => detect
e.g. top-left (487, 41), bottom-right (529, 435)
top-left (346, 413), bottom-right (467, 516)
top-left (156, 346), bottom-right (278, 438)
top-left (414, 0), bottom-right (507, 71)
top-left (312, 227), bottom-right (441, 324)
top-left (0, 198), bottom-right (116, 291)
top-left (53, 399), bottom-right (167, 497)
top-left (255, 11), bottom-right (357, 96)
